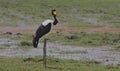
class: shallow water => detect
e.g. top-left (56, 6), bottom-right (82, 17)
top-left (0, 37), bottom-right (120, 65)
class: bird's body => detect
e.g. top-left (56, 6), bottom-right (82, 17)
top-left (33, 10), bottom-right (58, 48)
top-left (33, 20), bottom-right (53, 47)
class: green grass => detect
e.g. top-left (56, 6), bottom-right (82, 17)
top-left (18, 40), bottom-right (32, 46)
top-left (109, 45), bottom-right (120, 52)
top-left (0, 56), bottom-right (119, 71)
top-left (0, 46), bottom-right (5, 49)
top-left (8, 32), bottom-right (120, 46)
top-left (1, 31), bottom-right (120, 47)
top-left (58, 50), bottom-right (87, 54)
top-left (0, 0), bottom-right (120, 27)
top-left (115, 45), bottom-right (120, 52)
top-left (46, 32), bottom-right (120, 46)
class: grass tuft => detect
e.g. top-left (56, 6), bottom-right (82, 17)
top-left (19, 41), bottom-right (32, 46)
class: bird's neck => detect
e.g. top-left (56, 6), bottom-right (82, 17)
top-left (53, 15), bottom-right (58, 25)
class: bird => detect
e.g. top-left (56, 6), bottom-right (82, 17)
top-left (32, 9), bottom-right (58, 48)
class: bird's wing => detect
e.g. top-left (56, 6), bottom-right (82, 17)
top-left (33, 23), bottom-right (51, 48)
top-left (35, 23), bottom-right (51, 39)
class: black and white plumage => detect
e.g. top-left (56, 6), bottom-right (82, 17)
top-left (32, 10), bottom-right (58, 48)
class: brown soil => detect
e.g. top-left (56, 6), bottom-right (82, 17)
top-left (82, 27), bottom-right (120, 33)
top-left (0, 24), bottom-right (120, 34)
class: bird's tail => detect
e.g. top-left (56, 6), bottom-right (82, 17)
top-left (32, 35), bottom-right (38, 48)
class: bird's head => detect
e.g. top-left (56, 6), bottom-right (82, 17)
top-left (51, 9), bottom-right (57, 16)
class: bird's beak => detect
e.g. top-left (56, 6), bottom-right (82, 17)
top-left (52, 9), bottom-right (57, 16)
top-left (53, 11), bottom-right (56, 15)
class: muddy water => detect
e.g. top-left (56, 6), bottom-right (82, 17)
top-left (0, 38), bottom-right (120, 65)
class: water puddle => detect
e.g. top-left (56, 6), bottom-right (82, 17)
top-left (0, 37), bottom-right (120, 65)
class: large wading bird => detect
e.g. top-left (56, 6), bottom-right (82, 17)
top-left (32, 10), bottom-right (58, 48)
